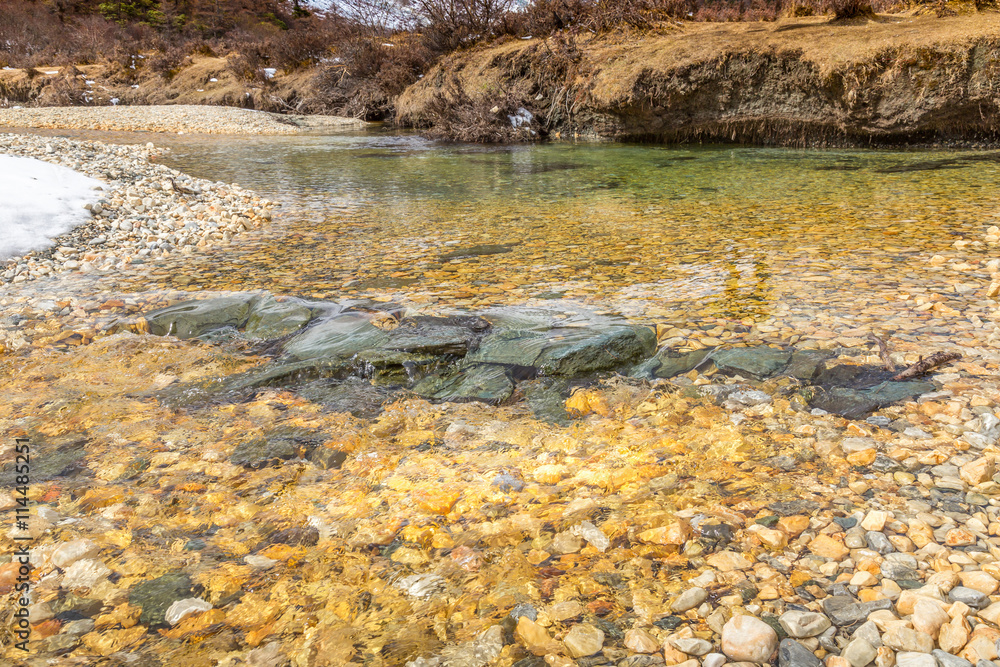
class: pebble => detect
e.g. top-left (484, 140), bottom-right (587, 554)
top-left (562, 623), bottom-right (604, 658)
top-left (722, 615), bottom-right (779, 663)
top-left (779, 610), bottom-right (832, 638)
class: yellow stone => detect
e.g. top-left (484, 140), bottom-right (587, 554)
top-left (809, 534), bottom-right (849, 560)
top-left (778, 515), bottom-right (810, 537)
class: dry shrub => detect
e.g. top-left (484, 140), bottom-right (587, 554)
top-left (315, 37), bottom-right (434, 119)
top-left (148, 44), bottom-right (190, 81)
top-left (420, 85), bottom-right (533, 143)
top-left (227, 44), bottom-right (273, 83)
top-left (826, 0), bottom-right (876, 18)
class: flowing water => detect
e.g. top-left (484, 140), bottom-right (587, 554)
top-left (25, 127), bottom-right (997, 326)
top-left (4, 128), bottom-right (1000, 664)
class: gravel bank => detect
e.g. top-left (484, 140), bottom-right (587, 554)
top-left (0, 105), bottom-right (362, 135)
top-left (0, 132), bottom-right (276, 286)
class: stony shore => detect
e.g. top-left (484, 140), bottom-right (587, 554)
top-left (0, 132), bottom-right (277, 290)
top-left (0, 105), bottom-right (364, 135)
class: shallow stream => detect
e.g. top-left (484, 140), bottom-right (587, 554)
top-left (3, 128), bottom-right (1000, 665)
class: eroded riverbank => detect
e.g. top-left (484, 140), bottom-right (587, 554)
top-left (4, 132), bottom-right (1000, 666)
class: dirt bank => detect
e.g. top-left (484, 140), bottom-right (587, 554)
top-left (396, 13), bottom-right (1000, 146)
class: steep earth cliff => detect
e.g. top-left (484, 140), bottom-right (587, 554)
top-left (396, 13), bottom-right (1000, 146)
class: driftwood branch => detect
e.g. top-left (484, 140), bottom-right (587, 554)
top-left (892, 352), bottom-right (961, 381)
top-left (869, 334), bottom-right (895, 373)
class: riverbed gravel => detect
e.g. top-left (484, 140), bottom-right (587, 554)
top-left (0, 105), bottom-right (314, 135)
top-left (3, 133), bottom-right (1000, 667)
top-left (0, 132), bottom-right (276, 286)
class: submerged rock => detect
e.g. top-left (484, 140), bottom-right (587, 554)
top-left (145, 294), bottom-right (260, 339)
top-left (243, 294), bottom-right (319, 339)
top-left (129, 572), bottom-right (193, 626)
top-left (281, 312), bottom-right (389, 361)
top-left (229, 427), bottom-right (326, 468)
top-left (810, 381), bottom-right (936, 419)
top-left (632, 348), bottom-right (711, 379)
top-left (468, 324), bottom-right (655, 376)
top-left (713, 347), bottom-right (792, 379)
top-left (411, 363), bottom-right (515, 403)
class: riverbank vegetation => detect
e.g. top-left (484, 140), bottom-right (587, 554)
top-left (1, 0), bottom-right (999, 137)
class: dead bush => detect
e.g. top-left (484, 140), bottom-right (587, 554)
top-left (826, 0), bottom-right (876, 17)
top-left (420, 84), bottom-right (534, 143)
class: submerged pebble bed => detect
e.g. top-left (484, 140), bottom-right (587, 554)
top-left (3, 133), bottom-right (1000, 667)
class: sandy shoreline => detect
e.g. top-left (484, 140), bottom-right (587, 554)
top-left (0, 105), bottom-right (366, 135)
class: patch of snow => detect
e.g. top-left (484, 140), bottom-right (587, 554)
top-left (508, 107), bottom-right (533, 129)
top-left (0, 156), bottom-right (101, 260)
top-left (209, 77), bottom-right (218, 82)
top-left (110, 98), bottom-right (119, 105)
top-left (85, 80), bottom-right (94, 85)
top-left (44, 71), bottom-right (59, 75)
top-left (262, 68), bottom-right (276, 79)
top-left (196, 89), bottom-right (204, 92)
top-left (131, 84), bottom-right (139, 89)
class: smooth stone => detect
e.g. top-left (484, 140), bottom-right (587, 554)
top-left (411, 363), bottom-right (515, 404)
top-left (469, 323), bottom-right (656, 376)
top-left (51, 538), bottom-right (100, 570)
top-left (146, 294), bottom-right (260, 339)
top-left (164, 597), bottom-right (213, 626)
top-left (778, 639), bottom-right (823, 667)
top-left (635, 348), bottom-right (711, 379)
top-left (896, 653), bottom-right (937, 667)
top-left (563, 623), bottom-right (605, 658)
top-left (61, 559), bottom-right (111, 589)
top-left (281, 312), bottom-right (389, 361)
top-left (948, 586), bottom-right (990, 609)
top-left (810, 381), bottom-right (937, 419)
top-left (867, 531), bottom-right (896, 554)
top-left (722, 615), bottom-right (779, 663)
top-left (823, 596), bottom-right (895, 626)
top-left (242, 294), bottom-right (316, 339)
top-left (712, 347), bottom-right (792, 379)
top-left (672, 638), bottom-right (712, 656)
top-left (852, 620), bottom-right (882, 648)
top-left (883, 626), bottom-right (934, 653)
top-left (932, 650), bottom-right (974, 667)
top-left (779, 610), bottom-right (832, 638)
top-left (673, 587), bottom-right (709, 612)
top-left (623, 628), bottom-right (660, 654)
top-left (842, 638), bottom-right (878, 667)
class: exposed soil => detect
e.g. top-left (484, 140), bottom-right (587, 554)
top-left (395, 12), bottom-right (1000, 146)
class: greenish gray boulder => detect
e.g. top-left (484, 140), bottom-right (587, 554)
top-left (145, 294), bottom-right (260, 339)
top-left (713, 347), bottom-right (792, 379)
top-left (468, 325), bottom-right (656, 376)
top-left (244, 295), bottom-right (317, 339)
top-left (281, 313), bottom-right (390, 361)
top-left (412, 363), bottom-right (514, 403)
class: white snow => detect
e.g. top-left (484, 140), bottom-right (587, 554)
top-left (508, 107), bottom-right (533, 128)
top-left (0, 155), bottom-right (101, 260)
top-left (262, 68), bottom-right (277, 79)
